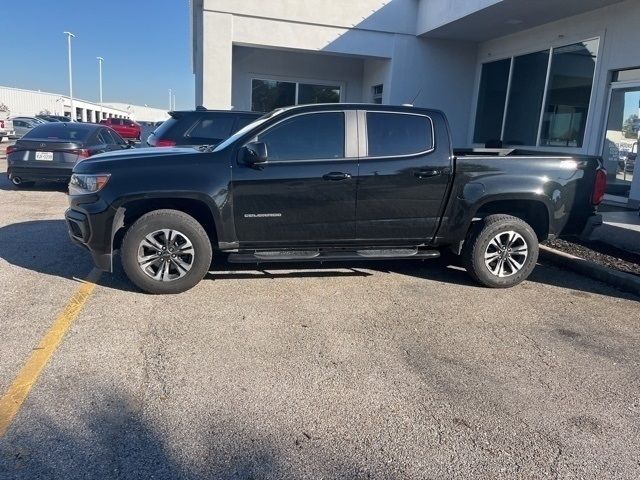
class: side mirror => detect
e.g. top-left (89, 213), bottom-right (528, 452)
top-left (127, 140), bottom-right (136, 148)
top-left (242, 141), bottom-right (268, 166)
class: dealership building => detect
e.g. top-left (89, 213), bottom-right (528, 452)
top-left (191, 0), bottom-right (640, 207)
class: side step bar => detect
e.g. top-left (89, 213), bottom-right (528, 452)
top-left (227, 248), bottom-right (440, 264)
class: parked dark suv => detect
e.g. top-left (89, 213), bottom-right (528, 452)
top-left (146, 108), bottom-right (262, 148)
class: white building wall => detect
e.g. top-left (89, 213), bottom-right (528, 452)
top-left (232, 47), bottom-right (366, 111)
top-left (0, 86), bottom-right (129, 120)
top-left (194, 0), bottom-right (479, 144)
top-left (103, 103), bottom-right (170, 122)
top-left (416, 0), bottom-right (501, 35)
top-left (203, 0), bottom-right (417, 35)
top-left (362, 58), bottom-right (392, 103)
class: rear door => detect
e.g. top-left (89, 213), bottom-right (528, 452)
top-left (232, 110), bottom-right (358, 245)
top-left (355, 111), bottom-right (452, 242)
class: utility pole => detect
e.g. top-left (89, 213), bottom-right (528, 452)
top-left (97, 57), bottom-right (104, 122)
top-left (64, 31), bottom-right (75, 121)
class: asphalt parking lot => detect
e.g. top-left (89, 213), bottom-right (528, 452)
top-left (0, 144), bottom-right (639, 479)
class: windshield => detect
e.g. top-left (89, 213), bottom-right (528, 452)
top-left (213, 110), bottom-right (284, 152)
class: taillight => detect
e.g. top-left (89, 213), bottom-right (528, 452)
top-left (156, 139), bottom-right (176, 147)
top-left (592, 169), bottom-right (607, 205)
top-left (0, 120), bottom-right (4, 128)
top-left (6, 145), bottom-right (16, 155)
top-left (73, 149), bottom-right (91, 158)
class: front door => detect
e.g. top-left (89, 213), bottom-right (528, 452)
top-left (356, 111), bottom-right (452, 242)
top-left (232, 111), bottom-right (357, 246)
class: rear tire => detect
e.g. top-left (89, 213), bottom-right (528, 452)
top-left (121, 209), bottom-right (212, 294)
top-left (461, 214), bottom-right (538, 288)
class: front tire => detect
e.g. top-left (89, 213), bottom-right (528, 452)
top-left (461, 214), bottom-right (538, 288)
top-left (121, 209), bottom-right (212, 294)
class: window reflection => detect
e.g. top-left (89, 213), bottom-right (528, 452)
top-left (540, 40), bottom-right (598, 147)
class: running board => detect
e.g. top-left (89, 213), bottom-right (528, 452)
top-left (227, 248), bottom-right (440, 263)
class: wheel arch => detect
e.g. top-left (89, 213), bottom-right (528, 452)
top-left (112, 195), bottom-right (221, 252)
top-left (472, 198), bottom-right (551, 241)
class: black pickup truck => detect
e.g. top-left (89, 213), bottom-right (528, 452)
top-left (65, 104), bottom-right (605, 294)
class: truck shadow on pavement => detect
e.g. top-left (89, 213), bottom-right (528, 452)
top-left (0, 219), bottom-right (636, 301)
top-left (0, 392), bottom-right (295, 480)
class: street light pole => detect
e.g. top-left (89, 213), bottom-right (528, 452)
top-left (63, 31), bottom-right (75, 121)
top-left (97, 57), bottom-right (104, 122)
top-left (169, 88), bottom-right (172, 111)
top-left (172, 93), bottom-right (176, 111)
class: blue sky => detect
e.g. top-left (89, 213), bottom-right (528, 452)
top-left (2, 0), bottom-right (194, 110)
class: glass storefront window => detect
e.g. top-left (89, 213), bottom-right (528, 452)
top-left (503, 50), bottom-right (549, 146)
top-left (251, 79), bottom-right (341, 112)
top-left (298, 84), bottom-right (340, 104)
top-left (473, 59), bottom-right (510, 144)
top-left (603, 86), bottom-right (639, 198)
top-left (251, 80), bottom-right (296, 113)
top-left (473, 38), bottom-right (599, 147)
top-left (540, 40), bottom-right (598, 147)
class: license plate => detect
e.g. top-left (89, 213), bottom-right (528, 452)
top-left (35, 151), bottom-right (54, 161)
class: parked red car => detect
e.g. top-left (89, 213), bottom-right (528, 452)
top-left (99, 118), bottom-right (141, 141)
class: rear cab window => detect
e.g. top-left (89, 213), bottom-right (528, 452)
top-left (366, 112), bottom-right (434, 157)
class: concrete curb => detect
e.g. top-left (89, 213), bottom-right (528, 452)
top-left (539, 245), bottom-right (640, 297)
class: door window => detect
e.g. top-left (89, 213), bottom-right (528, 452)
top-left (257, 112), bottom-right (345, 161)
top-left (106, 129), bottom-right (125, 145)
top-left (97, 130), bottom-right (111, 144)
top-left (366, 112), bottom-right (433, 157)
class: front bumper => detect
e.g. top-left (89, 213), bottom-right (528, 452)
top-left (65, 204), bottom-right (117, 272)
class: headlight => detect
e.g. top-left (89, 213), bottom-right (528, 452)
top-left (68, 173), bottom-right (111, 195)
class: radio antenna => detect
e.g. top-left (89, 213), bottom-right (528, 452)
top-left (409, 89), bottom-right (422, 105)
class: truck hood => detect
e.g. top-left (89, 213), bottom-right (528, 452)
top-left (74, 146), bottom-right (200, 172)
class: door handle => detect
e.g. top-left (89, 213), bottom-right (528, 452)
top-left (323, 172), bottom-right (352, 181)
top-left (414, 169), bottom-right (441, 179)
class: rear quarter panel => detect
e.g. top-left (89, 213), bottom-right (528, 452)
top-left (434, 155), bottom-right (600, 245)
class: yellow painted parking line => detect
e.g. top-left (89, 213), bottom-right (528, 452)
top-left (0, 268), bottom-right (101, 437)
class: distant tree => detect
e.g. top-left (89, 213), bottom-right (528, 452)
top-left (39, 109), bottom-right (51, 115)
top-left (622, 113), bottom-right (639, 139)
top-left (0, 102), bottom-right (9, 112)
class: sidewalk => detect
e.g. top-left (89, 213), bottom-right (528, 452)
top-left (590, 207), bottom-right (640, 255)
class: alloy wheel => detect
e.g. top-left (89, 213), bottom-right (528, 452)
top-left (484, 231), bottom-right (528, 278)
top-left (137, 229), bottom-right (195, 282)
